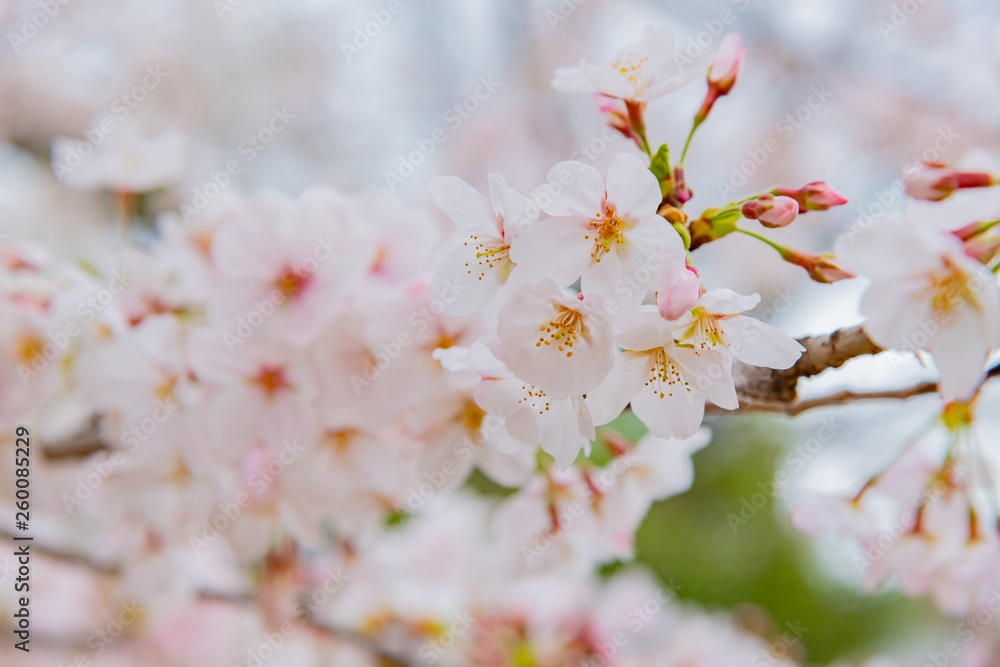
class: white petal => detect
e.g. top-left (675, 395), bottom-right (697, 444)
top-left (721, 317), bottom-right (804, 370)
top-left (430, 175), bottom-right (500, 237)
top-left (697, 288), bottom-right (760, 315)
top-left (930, 306), bottom-right (990, 400)
top-left (551, 63), bottom-right (596, 93)
top-left (585, 351), bottom-right (647, 426)
top-left (631, 381), bottom-right (706, 440)
top-left (429, 244), bottom-right (506, 315)
top-left (508, 216), bottom-right (592, 286)
top-left (606, 153), bottom-right (662, 216)
top-left (535, 161), bottom-right (605, 217)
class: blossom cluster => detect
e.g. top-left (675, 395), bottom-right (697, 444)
top-left (1, 10), bottom-right (1000, 666)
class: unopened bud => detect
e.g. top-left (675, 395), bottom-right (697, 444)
top-left (772, 181), bottom-right (848, 212)
top-left (903, 162), bottom-right (998, 202)
top-left (657, 264), bottom-right (701, 320)
top-left (694, 35), bottom-right (745, 124)
top-left (742, 194), bottom-right (799, 228)
top-left (780, 249), bottom-right (855, 284)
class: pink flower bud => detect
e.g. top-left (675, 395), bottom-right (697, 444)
top-left (708, 35), bottom-right (745, 95)
top-left (759, 196), bottom-right (798, 228)
top-left (694, 35), bottom-right (745, 124)
top-left (593, 94), bottom-right (648, 152)
top-left (904, 162), bottom-right (998, 201)
top-left (904, 162), bottom-right (958, 201)
top-left (741, 194), bottom-right (799, 228)
top-left (657, 264), bottom-right (701, 320)
top-left (780, 250), bottom-right (855, 284)
top-left (963, 234), bottom-right (1000, 265)
top-left (772, 182), bottom-right (848, 211)
top-left (594, 93), bottom-right (631, 135)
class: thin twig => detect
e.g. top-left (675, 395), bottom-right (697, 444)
top-left (0, 530), bottom-right (412, 665)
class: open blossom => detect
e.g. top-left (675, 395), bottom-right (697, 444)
top-left (835, 217), bottom-right (1000, 400)
top-left (672, 289), bottom-right (805, 370)
top-left (429, 174), bottom-right (537, 315)
top-left (510, 153), bottom-right (686, 309)
top-left (209, 188), bottom-right (374, 346)
top-left (437, 343), bottom-right (595, 470)
top-left (587, 307), bottom-right (739, 439)
top-left (488, 279), bottom-right (614, 399)
top-left (51, 124), bottom-right (186, 193)
top-left (551, 25), bottom-right (705, 102)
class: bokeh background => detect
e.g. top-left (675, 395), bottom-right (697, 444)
top-left (3, 0), bottom-right (1000, 663)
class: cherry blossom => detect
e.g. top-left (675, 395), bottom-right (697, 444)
top-left (672, 289), bottom-right (805, 370)
top-left (429, 173), bottom-right (536, 315)
top-left (835, 217), bottom-right (1000, 400)
top-left (551, 25), bottom-right (706, 102)
top-left (586, 306), bottom-right (738, 439)
top-left (488, 279), bottom-right (615, 399)
top-left (51, 124), bottom-right (186, 193)
top-left (510, 153), bottom-right (686, 309)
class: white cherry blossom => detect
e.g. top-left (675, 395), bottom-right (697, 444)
top-left (510, 153), bottom-right (686, 309)
top-left (587, 306), bottom-right (738, 439)
top-left (488, 279), bottom-right (615, 399)
top-left (835, 217), bottom-right (1000, 400)
top-left (429, 173), bottom-right (537, 315)
top-left (552, 24), bottom-right (706, 102)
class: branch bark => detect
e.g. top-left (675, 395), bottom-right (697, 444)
top-left (732, 324), bottom-right (882, 404)
top-left (0, 528), bottom-right (411, 665)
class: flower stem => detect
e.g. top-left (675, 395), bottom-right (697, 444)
top-left (679, 118), bottom-right (703, 165)
top-left (735, 227), bottom-right (787, 256)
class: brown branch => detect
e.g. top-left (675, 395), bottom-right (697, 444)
top-left (718, 381), bottom-right (939, 416)
top-left (0, 527), bottom-right (119, 575)
top-left (197, 591), bottom-right (412, 666)
top-left (733, 324), bottom-right (882, 403)
top-left (41, 416), bottom-right (105, 461)
top-left (719, 347), bottom-right (1000, 417)
top-left (0, 530), bottom-right (411, 665)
